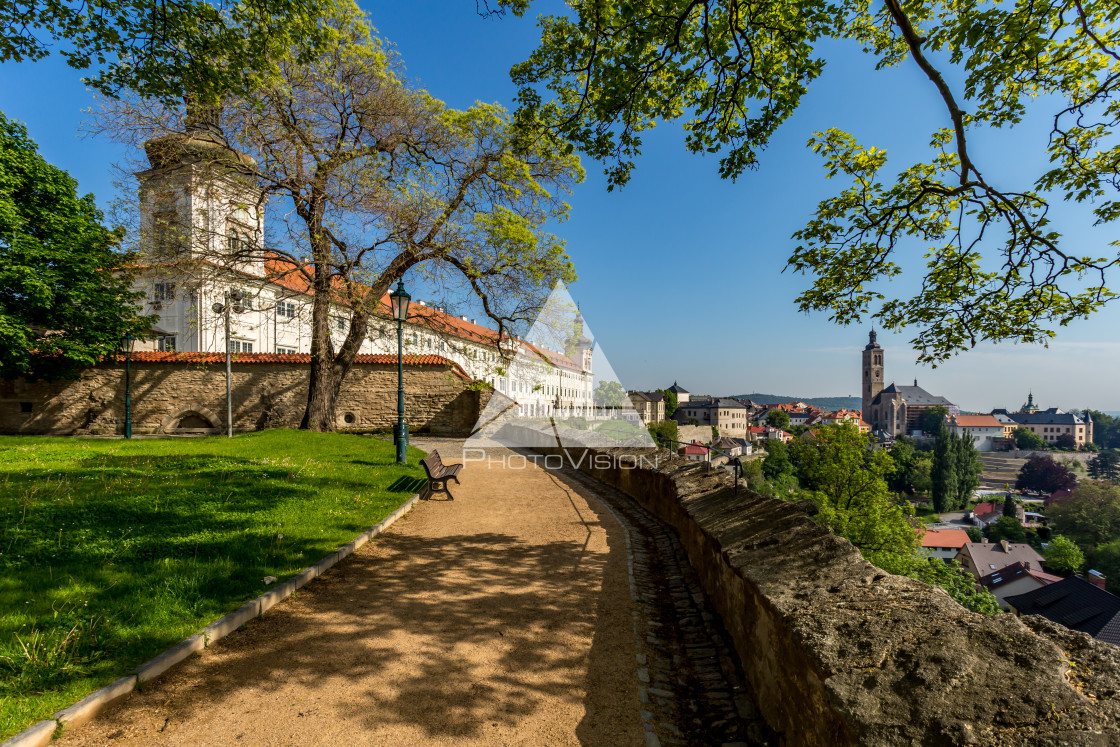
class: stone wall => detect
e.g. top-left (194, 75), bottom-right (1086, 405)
top-left (506, 427), bottom-right (1120, 745)
top-left (1, 356), bottom-right (490, 437)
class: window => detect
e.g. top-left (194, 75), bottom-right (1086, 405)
top-left (336, 317), bottom-right (346, 331)
top-left (157, 335), bottom-right (176, 352)
top-left (227, 229), bottom-right (252, 255)
top-left (276, 347), bottom-right (297, 355)
top-left (154, 283), bottom-right (176, 303)
top-left (277, 301), bottom-right (296, 319)
top-left (228, 340), bottom-right (253, 353)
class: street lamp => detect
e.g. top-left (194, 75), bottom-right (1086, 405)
top-left (389, 280), bottom-right (411, 464)
top-left (212, 289), bottom-right (244, 438)
top-left (120, 332), bottom-right (136, 439)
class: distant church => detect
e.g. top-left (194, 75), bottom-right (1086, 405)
top-left (861, 331), bottom-right (958, 437)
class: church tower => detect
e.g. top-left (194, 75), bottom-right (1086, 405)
top-left (862, 330), bottom-right (884, 422)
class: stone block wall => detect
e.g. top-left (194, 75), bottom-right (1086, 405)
top-left (508, 427), bottom-right (1120, 745)
top-left (1, 358), bottom-right (491, 437)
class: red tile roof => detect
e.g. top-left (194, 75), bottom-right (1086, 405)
top-left (972, 502), bottom-right (1002, 517)
top-left (919, 528), bottom-right (971, 549)
top-left (114, 351), bottom-right (470, 379)
top-left (954, 414), bottom-right (1003, 428)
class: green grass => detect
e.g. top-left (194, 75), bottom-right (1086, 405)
top-left (0, 430), bottom-right (425, 739)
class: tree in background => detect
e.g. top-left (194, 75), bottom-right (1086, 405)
top-left (931, 429), bottom-right (958, 513)
top-left (1083, 410), bottom-right (1120, 450)
top-left (1003, 494), bottom-right (1018, 518)
top-left (987, 516), bottom-right (1028, 544)
top-left (0, 112), bottom-right (151, 380)
top-left (761, 439), bottom-right (794, 482)
top-left (660, 389), bottom-right (678, 419)
top-left (647, 419), bottom-right (678, 448)
top-left (1091, 540), bottom-right (1120, 595)
top-left (952, 433), bottom-right (982, 509)
top-left (1045, 535), bottom-right (1085, 575)
top-left (920, 406), bottom-right (949, 436)
top-left (506, 0), bottom-right (1120, 363)
top-left (1049, 481), bottom-right (1120, 549)
top-left (593, 380), bottom-right (626, 409)
top-left (1013, 428), bottom-right (1047, 451)
top-left (887, 440), bottom-right (932, 497)
top-left (966, 526), bottom-right (983, 543)
top-left (101, 11), bottom-right (581, 431)
top-left (1056, 433), bottom-right (1078, 450)
top-left (1, 0), bottom-right (337, 105)
top-left (766, 409), bottom-right (790, 430)
top-left (1016, 455), bottom-right (1077, 495)
top-left (1088, 450), bottom-right (1120, 483)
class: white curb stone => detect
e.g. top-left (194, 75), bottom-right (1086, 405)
top-left (137, 635), bottom-right (206, 684)
top-left (0, 720), bottom-right (55, 747)
top-left (52, 675), bottom-right (137, 730)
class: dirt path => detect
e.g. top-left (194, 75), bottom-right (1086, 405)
top-left (60, 444), bottom-right (642, 747)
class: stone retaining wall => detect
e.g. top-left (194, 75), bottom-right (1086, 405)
top-left (508, 427), bottom-right (1120, 745)
top-left (1, 360), bottom-right (490, 437)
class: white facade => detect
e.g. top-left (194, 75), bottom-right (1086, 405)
top-left (131, 134), bottom-right (594, 418)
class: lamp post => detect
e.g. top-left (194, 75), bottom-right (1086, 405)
top-left (389, 280), bottom-right (411, 464)
top-left (120, 332), bottom-right (136, 439)
top-left (212, 289), bottom-right (244, 438)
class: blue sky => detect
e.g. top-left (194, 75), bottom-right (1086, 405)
top-left (2, 1), bottom-right (1119, 411)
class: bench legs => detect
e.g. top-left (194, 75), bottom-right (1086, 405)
top-left (421, 475), bottom-right (459, 501)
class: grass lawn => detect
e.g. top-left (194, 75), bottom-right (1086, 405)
top-left (0, 430), bottom-right (425, 740)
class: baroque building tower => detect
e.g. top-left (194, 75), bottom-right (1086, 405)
top-left (862, 329), bottom-right (884, 420)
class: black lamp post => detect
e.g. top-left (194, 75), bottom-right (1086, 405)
top-left (389, 280), bottom-right (411, 464)
top-left (120, 332), bottom-right (136, 439)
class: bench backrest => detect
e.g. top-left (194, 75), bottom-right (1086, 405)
top-left (421, 450), bottom-right (444, 473)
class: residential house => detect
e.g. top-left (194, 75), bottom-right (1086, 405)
top-left (979, 561), bottom-right (1063, 609)
top-left (667, 381), bottom-right (690, 405)
top-left (948, 414), bottom-right (1005, 452)
top-left (678, 442), bottom-right (710, 463)
top-left (969, 501), bottom-right (1024, 528)
top-left (714, 437), bottom-right (744, 457)
top-left (627, 390), bottom-right (665, 424)
top-left (1006, 576), bottom-right (1120, 646)
top-left (822, 409), bottom-right (872, 434)
top-left (919, 528), bottom-right (972, 562)
top-left (956, 540), bottom-right (1045, 581)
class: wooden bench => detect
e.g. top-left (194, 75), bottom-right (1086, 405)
top-left (419, 450), bottom-right (463, 500)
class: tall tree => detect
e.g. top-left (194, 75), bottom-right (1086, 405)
top-left (930, 429), bottom-right (957, 513)
top-left (1013, 427), bottom-right (1047, 451)
top-left (0, 112), bottom-right (150, 380)
top-left (1, 0), bottom-right (337, 104)
top-left (1003, 494), bottom-right (1018, 518)
top-left (101, 12), bottom-right (580, 430)
top-left (593, 380), bottom-right (626, 408)
top-left (920, 406), bottom-right (948, 436)
top-left (951, 433), bottom-right (982, 510)
top-left (1017, 455), bottom-right (1077, 495)
top-left (766, 409), bottom-right (790, 429)
top-left (660, 388), bottom-right (678, 418)
top-left (504, 0), bottom-right (1120, 362)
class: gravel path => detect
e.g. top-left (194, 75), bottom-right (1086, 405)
top-left (57, 441), bottom-right (768, 746)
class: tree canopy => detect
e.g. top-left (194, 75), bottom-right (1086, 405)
top-left (1089, 450), bottom-right (1120, 482)
top-left (1, 0), bottom-right (340, 104)
top-left (1012, 427), bottom-right (1047, 451)
top-left (1045, 534), bottom-right (1084, 575)
top-left (1016, 455), bottom-right (1077, 494)
top-left (766, 409), bottom-right (790, 429)
top-left (504, 0), bottom-right (1120, 363)
top-left (0, 111), bottom-right (150, 380)
top-left (1049, 480), bottom-right (1120, 548)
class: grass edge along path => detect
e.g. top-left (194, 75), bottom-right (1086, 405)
top-left (0, 430), bottom-right (426, 740)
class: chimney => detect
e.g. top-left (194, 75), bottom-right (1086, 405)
top-left (417, 300), bottom-right (425, 306)
top-left (1000, 540), bottom-right (1010, 553)
top-left (1089, 570), bottom-right (1107, 590)
top-left (982, 538), bottom-right (989, 544)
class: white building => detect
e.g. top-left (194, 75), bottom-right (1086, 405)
top-left (130, 129), bottom-right (594, 418)
top-left (947, 414), bottom-right (1005, 452)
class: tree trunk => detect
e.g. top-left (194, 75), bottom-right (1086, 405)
top-left (301, 202), bottom-right (340, 432)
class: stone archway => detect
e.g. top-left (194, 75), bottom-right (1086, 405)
top-left (160, 404), bottom-right (222, 435)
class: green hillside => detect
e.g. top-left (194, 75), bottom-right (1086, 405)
top-left (732, 393), bottom-right (862, 411)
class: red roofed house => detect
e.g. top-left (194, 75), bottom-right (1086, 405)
top-left (970, 500), bottom-right (1025, 528)
top-left (919, 528), bottom-right (972, 562)
top-left (678, 442), bottom-right (710, 463)
top-left (948, 414), bottom-right (1005, 451)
